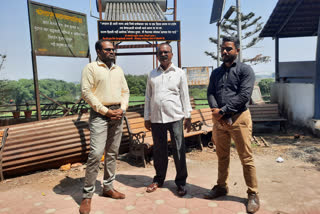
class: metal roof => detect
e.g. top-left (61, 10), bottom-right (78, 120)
top-left (259, 0), bottom-right (320, 38)
top-left (104, 2), bottom-right (167, 21)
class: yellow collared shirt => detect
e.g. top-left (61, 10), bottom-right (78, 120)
top-left (81, 59), bottom-right (129, 115)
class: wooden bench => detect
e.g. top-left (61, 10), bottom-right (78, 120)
top-left (249, 104), bottom-right (287, 132)
top-left (124, 108), bottom-right (213, 167)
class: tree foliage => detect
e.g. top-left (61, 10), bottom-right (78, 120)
top-left (205, 12), bottom-right (271, 65)
top-left (1, 75), bottom-right (149, 107)
top-left (125, 74), bottom-right (147, 96)
top-left (2, 79), bottom-right (81, 108)
top-left (258, 78), bottom-right (274, 95)
top-left (189, 86), bottom-right (207, 99)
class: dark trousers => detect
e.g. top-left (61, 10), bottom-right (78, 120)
top-left (151, 118), bottom-right (188, 186)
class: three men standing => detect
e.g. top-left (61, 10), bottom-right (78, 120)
top-left (79, 40), bottom-right (129, 214)
top-left (78, 38), bottom-right (260, 213)
top-left (144, 43), bottom-right (192, 196)
top-left (205, 36), bottom-right (260, 213)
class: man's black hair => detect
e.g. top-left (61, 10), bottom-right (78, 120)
top-left (95, 39), bottom-right (112, 51)
top-left (222, 36), bottom-right (240, 49)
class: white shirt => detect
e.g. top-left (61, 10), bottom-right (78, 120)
top-left (144, 63), bottom-right (192, 123)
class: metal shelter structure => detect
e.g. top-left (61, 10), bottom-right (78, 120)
top-left (96, 0), bottom-right (182, 67)
top-left (100, 0), bottom-right (167, 20)
top-left (259, 0), bottom-right (320, 119)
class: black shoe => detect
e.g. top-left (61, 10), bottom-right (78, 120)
top-left (203, 185), bottom-right (228, 199)
top-left (177, 185), bottom-right (187, 197)
top-left (247, 193), bottom-right (260, 213)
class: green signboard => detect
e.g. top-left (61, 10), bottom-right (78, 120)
top-left (28, 1), bottom-right (89, 57)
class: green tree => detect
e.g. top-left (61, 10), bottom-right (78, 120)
top-left (189, 86), bottom-right (207, 99)
top-left (4, 79), bottom-right (81, 108)
top-left (205, 11), bottom-right (271, 65)
top-left (125, 74), bottom-right (148, 96)
top-left (0, 54), bottom-right (9, 104)
top-left (258, 78), bottom-right (274, 96)
top-left (6, 79), bottom-right (34, 110)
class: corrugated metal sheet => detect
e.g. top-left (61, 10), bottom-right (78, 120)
top-left (260, 0), bottom-right (320, 38)
top-left (1, 111), bottom-right (141, 177)
top-left (99, 0), bottom-right (167, 12)
top-left (104, 2), bottom-right (167, 21)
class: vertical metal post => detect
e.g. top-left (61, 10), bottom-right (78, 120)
top-left (314, 18), bottom-right (320, 119)
top-left (153, 41), bottom-right (155, 69)
top-left (31, 51), bottom-right (41, 121)
top-left (236, 0), bottom-right (242, 62)
top-left (27, 0), bottom-right (41, 121)
top-left (156, 41), bottom-right (159, 68)
top-left (98, 0), bottom-right (103, 20)
top-left (275, 37), bottom-right (279, 82)
top-left (88, 53), bottom-right (92, 63)
top-left (217, 21), bottom-right (221, 67)
top-left (174, 0), bottom-right (181, 67)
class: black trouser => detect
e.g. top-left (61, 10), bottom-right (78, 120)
top-left (151, 118), bottom-right (188, 187)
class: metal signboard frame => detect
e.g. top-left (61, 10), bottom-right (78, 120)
top-left (210, 0), bottom-right (226, 24)
top-left (27, 0), bottom-right (91, 120)
top-left (28, 0), bottom-right (89, 57)
top-left (98, 20), bottom-right (181, 42)
top-left (183, 66), bottom-right (213, 86)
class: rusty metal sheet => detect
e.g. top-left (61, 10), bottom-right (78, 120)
top-left (2, 112), bottom-right (131, 176)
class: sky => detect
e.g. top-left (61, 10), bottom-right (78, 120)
top-left (0, 0), bottom-right (317, 83)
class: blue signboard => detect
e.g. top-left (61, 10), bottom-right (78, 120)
top-left (98, 21), bottom-right (180, 41)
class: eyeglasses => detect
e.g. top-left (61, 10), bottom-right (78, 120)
top-left (221, 47), bottom-right (233, 52)
top-left (157, 51), bottom-right (171, 55)
top-left (104, 48), bottom-right (115, 52)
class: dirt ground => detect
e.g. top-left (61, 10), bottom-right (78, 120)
top-left (0, 126), bottom-right (320, 213)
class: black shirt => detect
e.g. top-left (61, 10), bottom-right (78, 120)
top-left (207, 62), bottom-right (255, 115)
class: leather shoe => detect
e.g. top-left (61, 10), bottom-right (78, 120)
top-left (146, 182), bottom-right (162, 193)
top-left (79, 198), bottom-right (91, 214)
top-left (102, 189), bottom-right (125, 199)
top-left (247, 193), bottom-right (260, 213)
top-left (203, 185), bottom-right (228, 199)
top-left (177, 185), bottom-right (187, 197)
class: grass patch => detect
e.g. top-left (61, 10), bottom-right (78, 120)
top-left (129, 96), bottom-right (145, 101)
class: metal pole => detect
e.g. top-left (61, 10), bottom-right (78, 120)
top-left (174, 0), bottom-right (181, 67)
top-left (156, 42), bottom-right (159, 68)
top-left (275, 37), bottom-right (279, 82)
top-left (31, 51), bottom-right (42, 121)
top-left (217, 21), bottom-right (221, 67)
top-left (153, 41), bottom-right (155, 69)
top-left (314, 18), bottom-right (320, 119)
top-left (98, 0), bottom-right (103, 20)
top-left (236, 0), bottom-right (242, 62)
top-left (27, 0), bottom-right (41, 121)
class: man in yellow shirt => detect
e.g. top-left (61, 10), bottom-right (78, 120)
top-left (79, 40), bottom-right (129, 214)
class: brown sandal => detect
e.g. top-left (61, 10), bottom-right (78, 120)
top-left (146, 182), bottom-right (161, 193)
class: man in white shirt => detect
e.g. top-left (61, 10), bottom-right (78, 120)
top-left (144, 43), bottom-right (192, 197)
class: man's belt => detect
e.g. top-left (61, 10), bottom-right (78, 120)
top-left (104, 104), bottom-right (120, 109)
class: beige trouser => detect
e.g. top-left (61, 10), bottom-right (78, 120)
top-left (212, 109), bottom-right (258, 194)
top-left (83, 110), bottom-right (123, 198)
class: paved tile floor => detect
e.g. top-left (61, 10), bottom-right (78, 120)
top-left (0, 155), bottom-right (320, 214)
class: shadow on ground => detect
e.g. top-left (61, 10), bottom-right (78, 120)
top-left (53, 176), bottom-right (102, 205)
top-left (115, 173), bottom-right (246, 205)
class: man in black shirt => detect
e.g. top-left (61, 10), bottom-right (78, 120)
top-left (204, 36), bottom-right (260, 213)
